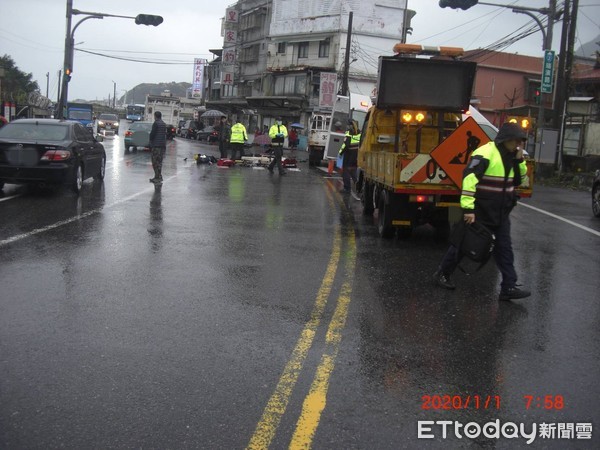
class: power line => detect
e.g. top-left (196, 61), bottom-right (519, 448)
top-left (78, 47), bottom-right (216, 57)
top-left (75, 48), bottom-right (195, 65)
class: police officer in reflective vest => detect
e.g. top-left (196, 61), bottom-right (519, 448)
top-left (339, 120), bottom-right (360, 193)
top-left (434, 122), bottom-right (531, 301)
top-left (229, 118), bottom-right (247, 160)
top-left (268, 117), bottom-right (288, 175)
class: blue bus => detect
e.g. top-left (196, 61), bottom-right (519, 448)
top-left (125, 104), bottom-right (145, 122)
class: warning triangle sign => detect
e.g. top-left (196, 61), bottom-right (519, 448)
top-left (430, 117), bottom-right (491, 189)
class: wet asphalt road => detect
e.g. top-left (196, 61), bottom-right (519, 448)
top-left (1, 125), bottom-right (599, 449)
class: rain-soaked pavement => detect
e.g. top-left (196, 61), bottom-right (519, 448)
top-left (1, 125), bottom-right (599, 449)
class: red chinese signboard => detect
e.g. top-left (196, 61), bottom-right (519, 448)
top-left (319, 73), bottom-right (337, 108)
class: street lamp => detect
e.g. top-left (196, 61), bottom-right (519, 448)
top-left (438, 0), bottom-right (559, 160)
top-left (57, 0), bottom-right (163, 119)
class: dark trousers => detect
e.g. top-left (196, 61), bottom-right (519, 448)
top-left (230, 142), bottom-right (244, 160)
top-left (267, 145), bottom-right (285, 174)
top-left (439, 218), bottom-right (517, 290)
top-left (342, 165), bottom-right (357, 191)
top-left (151, 146), bottom-right (166, 179)
top-left (219, 141), bottom-right (228, 158)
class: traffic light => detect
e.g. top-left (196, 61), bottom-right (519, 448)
top-left (534, 88), bottom-right (541, 105)
top-left (135, 14), bottom-right (163, 26)
top-left (65, 68), bottom-right (72, 82)
top-left (439, 0), bottom-right (478, 10)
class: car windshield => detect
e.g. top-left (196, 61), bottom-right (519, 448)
top-left (99, 114), bottom-right (118, 121)
top-left (69, 110), bottom-right (92, 120)
top-left (129, 122), bottom-right (152, 131)
top-left (0, 123), bottom-right (69, 141)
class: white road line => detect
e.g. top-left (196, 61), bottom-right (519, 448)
top-left (0, 176), bottom-right (176, 247)
top-left (0, 194), bottom-right (23, 203)
top-left (519, 202), bottom-right (600, 237)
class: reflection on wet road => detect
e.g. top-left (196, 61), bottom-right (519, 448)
top-left (0, 127), bottom-right (599, 449)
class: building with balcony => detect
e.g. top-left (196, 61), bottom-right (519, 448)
top-left (205, 0), bottom-right (413, 131)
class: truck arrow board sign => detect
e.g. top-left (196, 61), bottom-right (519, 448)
top-left (429, 117), bottom-right (491, 189)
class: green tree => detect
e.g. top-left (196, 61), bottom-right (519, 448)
top-left (1, 55), bottom-right (40, 104)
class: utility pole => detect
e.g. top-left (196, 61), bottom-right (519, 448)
top-left (341, 11), bottom-right (353, 97)
top-left (57, 0), bottom-right (74, 119)
top-left (554, 0), bottom-right (570, 131)
top-left (537, 0), bottom-right (556, 132)
top-left (56, 70), bottom-right (62, 113)
top-left (558, 0), bottom-right (579, 174)
top-left (46, 72), bottom-right (50, 98)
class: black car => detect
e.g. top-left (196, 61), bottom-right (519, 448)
top-left (196, 125), bottom-right (219, 143)
top-left (0, 119), bottom-right (106, 193)
top-left (593, 169), bottom-right (600, 217)
top-left (181, 120), bottom-right (201, 139)
top-left (176, 119), bottom-right (187, 137)
top-left (166, 124), bottom-right (176, 140)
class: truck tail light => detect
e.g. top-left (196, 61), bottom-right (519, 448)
top-left (125, 130), bottom-right (133, 137)
top-left (41, 150), bottom-right (71, 161)
top-left (409, 195), bottom-right (433, 203)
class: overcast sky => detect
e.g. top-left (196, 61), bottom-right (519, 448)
top-left (1, 0), bottom-right (599, 103)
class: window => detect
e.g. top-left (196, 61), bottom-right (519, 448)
top-left (277, 42), bottom-right (286, 54)
top-left (274, 75), bottom-right (307, 95)
top-left (298, 42), bottom-right (309, 59)
top-left (241, 45), bottom-right (259, 62)
top-left (319, 40), bottom-right (330, 58)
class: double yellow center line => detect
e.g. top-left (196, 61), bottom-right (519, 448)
top-left (247, 182), bottom-right (357, 450)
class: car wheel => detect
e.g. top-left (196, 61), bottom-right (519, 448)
top-left (72, 163), bottom-right (84, 194)
top-left (593, 183), bottom-right (600, 218)
top-left (94, 156), bottom-right (106, 180)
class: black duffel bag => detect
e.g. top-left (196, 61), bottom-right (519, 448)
top-left (450, 220), bottom-right (496, 270)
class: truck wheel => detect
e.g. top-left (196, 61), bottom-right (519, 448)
top-left (377, 190), bottom-right (395, 239)
top-left (308, 148), bottom-right (324, 167)
top-left (361, 180), bottom-right (374, 216)
top-left (308, 149), bottom-right (317, 166)
top-left (355, 170), bottom-right (364, 194)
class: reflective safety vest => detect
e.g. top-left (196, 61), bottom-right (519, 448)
top-left (461, 141), bottom-right (528, 226)
top-left (339, 133), bottom-right (361, 155)
top-left (230, 122), bottom-right (247, 144)
top-left (269, 123), bottom-right (288, 142)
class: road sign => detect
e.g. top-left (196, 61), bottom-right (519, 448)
top-left (429, 117), bottom-right (491, 188)
top-left (541, 50), bottom-right (555, 94)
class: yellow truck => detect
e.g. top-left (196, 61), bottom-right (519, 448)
top-left (356, 44), bottom-right (534, 238)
